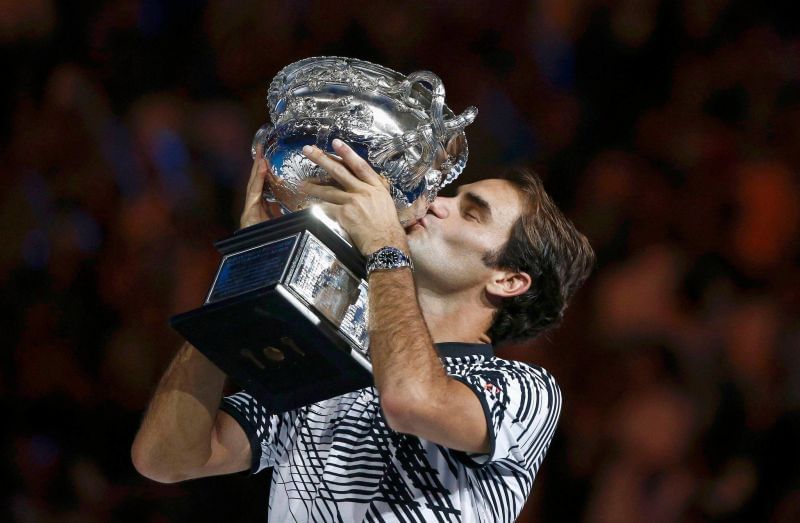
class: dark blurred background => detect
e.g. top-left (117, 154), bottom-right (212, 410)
top-left (2, 0), bottom-right (799, 521)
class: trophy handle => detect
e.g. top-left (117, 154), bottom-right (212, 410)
top-left (395, 72), bottom-right (478, 187)
top-left (399, 72), bottom-right (444, 183)
top-left (402, 71), bottom-right (446, 140)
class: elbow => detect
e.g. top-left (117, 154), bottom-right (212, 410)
top-left (130, 437), bottom-right (185, 484)
top-left (380, 389), bottom-right (427, 435)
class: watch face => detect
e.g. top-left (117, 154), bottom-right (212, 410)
top-left (379, 250), bottom-right (399, 265)
top-left (368, 247), bottom-right (411, 272)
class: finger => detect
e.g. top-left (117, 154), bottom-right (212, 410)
top-left (246, 153), bottom-right (269, 207)
top-left (246, 144), bottom-right (265, 194)
top-left (301, 180), bottom-right (350, 204)
top-left (264, 201), bottom-right (282, 219)
top-left (302, 145), bottom-right (363, 192)
top-left (331, 139), bottom-right (382, 186)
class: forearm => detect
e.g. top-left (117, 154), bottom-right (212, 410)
top-left (300, 139), bottom-right (490, 450)
top-left (131, 342), bottom-right (227, 481)
top-left (368, 269), bottom-right (449, 419)
top-left (367, 269), bottom-right (491, 451)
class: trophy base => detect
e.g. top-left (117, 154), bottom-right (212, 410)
top-left (170, 209), bottom-right (373, 414)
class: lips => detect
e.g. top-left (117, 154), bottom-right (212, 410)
top-left (404, 217), bottom-right (426, 233)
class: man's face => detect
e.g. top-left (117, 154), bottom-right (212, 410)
top-left (406, 178), bottom-right (524, 294)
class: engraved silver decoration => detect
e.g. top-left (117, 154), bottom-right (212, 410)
top-left (251, 56), bottom-right (478, 225)
top-left (287, 234), bottom-right (369, 353)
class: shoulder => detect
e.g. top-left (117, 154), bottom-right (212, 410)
top-left (501, 358), bottom-right (561, 398)
top-left (449, 356), bottom-right (560, 392)
top-left (448, 356), bottom-right (562, 417)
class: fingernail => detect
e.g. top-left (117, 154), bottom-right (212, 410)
top-left (332, 138), bottom-right (343, 148)
top-left (302, 145), bottom-right (313, 155)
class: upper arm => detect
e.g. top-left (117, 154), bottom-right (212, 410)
top-left (133, 409), bottom-right (253, 484)
top-left (192, 410), bottom-right (253, 479)
top-left (382, 377), bottom-right (491, 454)
top-left (384, 363), bottom-right (562, 467)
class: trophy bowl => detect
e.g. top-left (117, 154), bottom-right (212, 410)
top-left (252, 56), bottom-right (477, 225)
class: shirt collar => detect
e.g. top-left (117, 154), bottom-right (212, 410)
top-left (434, 342), bottom-right (494, 359)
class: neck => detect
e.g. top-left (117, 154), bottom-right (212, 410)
top-left (416, 285), bottom-right (494, 345)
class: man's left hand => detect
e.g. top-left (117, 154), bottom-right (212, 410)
top-left (301, 139), bottom-right (408, 256)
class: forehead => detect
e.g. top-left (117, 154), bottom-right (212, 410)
top-left (457, 178), bottom-right (524, 227)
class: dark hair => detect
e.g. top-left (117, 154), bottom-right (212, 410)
top-left (483, 168), bottom-right (595, 344)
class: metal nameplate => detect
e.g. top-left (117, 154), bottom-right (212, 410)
top-left (207, 235), bottom-right (298, 304)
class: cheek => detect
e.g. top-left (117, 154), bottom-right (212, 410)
top-left (460, 229), bottom-right (501, 258)
top-left (412, 224), bottom-right (498, 265)
top-left (442, 230), bottom-right (497, 271)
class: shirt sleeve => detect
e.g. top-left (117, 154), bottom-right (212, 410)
top-left (450, 360), bottom-right (562, 469)
top-left (220, 391), bottom-right (298, 474)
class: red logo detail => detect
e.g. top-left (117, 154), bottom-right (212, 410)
top-left (484, 383), bottom-right (501, 394)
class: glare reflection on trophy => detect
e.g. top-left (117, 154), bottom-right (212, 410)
top-left (170, 57), bottom-right (477, 413)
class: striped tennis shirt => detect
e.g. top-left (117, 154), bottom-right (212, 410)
top-left (221, 342), bottom-right (562, 522)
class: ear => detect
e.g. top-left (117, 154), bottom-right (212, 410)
top-left (485, 270), bottom-right (532, 299)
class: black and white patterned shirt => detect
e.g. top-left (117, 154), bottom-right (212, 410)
top-left (221, 342), bottom-right (562, 522)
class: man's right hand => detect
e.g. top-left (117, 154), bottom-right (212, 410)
top-left (240, 147), bottom-right (282, 229)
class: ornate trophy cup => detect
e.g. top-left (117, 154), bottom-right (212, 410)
top-left (170, 57), bottom-right (476, 413)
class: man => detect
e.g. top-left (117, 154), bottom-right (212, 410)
top-left (132, 139), bottom-right (594, 522)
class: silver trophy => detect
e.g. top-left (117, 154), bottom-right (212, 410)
top-left (171, 57), bottom-right (476, 413)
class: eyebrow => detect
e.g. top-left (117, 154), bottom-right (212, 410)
top-left (461, 190), bottom-right (493, 221)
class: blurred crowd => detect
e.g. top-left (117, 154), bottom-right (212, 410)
top-left (1, 1), bottom-right (798, 521)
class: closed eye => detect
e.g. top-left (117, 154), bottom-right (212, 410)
top-left (459, 190), bottom-right (493, 223)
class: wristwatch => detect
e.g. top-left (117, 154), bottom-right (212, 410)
top-left (366, 246), bottom-right (414, 275)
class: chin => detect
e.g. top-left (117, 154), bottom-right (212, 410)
top-left (407, 245), bottom-right (439, 278)
top-left (406, 234), bottom-right (427, 259)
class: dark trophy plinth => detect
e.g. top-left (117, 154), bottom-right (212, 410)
top-left (171, 209), bottom-right (372, 413)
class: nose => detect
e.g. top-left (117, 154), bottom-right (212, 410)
top-left (427, 196), bottom-right (451, 219)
